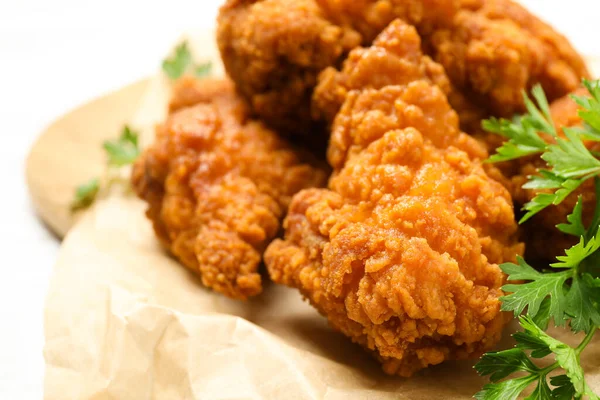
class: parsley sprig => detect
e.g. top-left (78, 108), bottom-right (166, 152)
top-left (71, 178), bottom-right (100, 211)
top-left (487, 80), bottom-right (600, 223)
top-left (162, 41), bottom-right (212, 80)
top-left (72, 41), bottom-right (214, 211)
top-left (71, 126), bottom-right (140, 211)
top-left (476, 316), bottom-right (598, 400)
top-left (475, 81), bottom-right (600, 399)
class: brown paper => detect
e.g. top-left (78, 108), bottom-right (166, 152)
top-left (38, 31), bottom-right (600, 399)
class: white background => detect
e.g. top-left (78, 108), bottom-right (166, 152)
top-left (0, 1), bottom-right (598, 399)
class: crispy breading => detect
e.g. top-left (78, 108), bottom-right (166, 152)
top-left (426, 0), bottom-right (589, 128)
top-left (131, 77), bottom-right (328, 299)
top-left (217, 0), bottom-right (361, 142)
top-left (217, 0), bottom-right (588, 141)
top-left (311, 16), bottom-right (486, 150)
top-left (312, 19), bottom-right (452, 125)
top-left (265, 21), bottom-right (523, 377)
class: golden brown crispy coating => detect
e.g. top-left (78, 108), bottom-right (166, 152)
top-left (265, 21), bottom-right (523, 377)
top-left (131, 77), bottom-right (328, 299)
top-left (217, 0), bottom-right (588, 141)
top-left (168, 78), bottom-right (234, 114)
top-left (311, 15), bottom-right (486, 142)
top-left (426, 0), bottom-right (589, 127)
top-left (314, 0), bottom-right (459, 42)
top-left (312, 19), bottom-right (452, 125)
top-left (217, 0), bottom-right (361, 141)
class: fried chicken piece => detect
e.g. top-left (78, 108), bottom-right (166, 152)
top-left (315, 0), bottom-right (459, 40)
top-left (425, 0), bottom-right (589, 127)
top-left (312, 18), bottom-right (452, 125)
top-left (217, 0), bottom-right (588, 141)
top-left (265, 21), bottom-right (523, 377)
top-left (216, 0), bottom-right (361, 143)
top-left (502, 88), bottom-right (596, 262)
top-left (131, 77), bottom-right (328, 299)
top-left (311, 13), bottom-right (485, 140)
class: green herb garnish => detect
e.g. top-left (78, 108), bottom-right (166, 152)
top-left (487, 80), bottom-right (600, 223)
top-left (162, 41), bottom-right (213, 80)
top-left (71, 40), bottom-right (213, 212)
top-left (103, 125), bottom-right (140, 167)
top-left (476, 316), bottom-right (598, 400)
top-left (71, 178), bottom-right (100, 211)
top-left (475, 81), bottom-right (600, 400)
top-left (194, 61), bottom-right (212, 78)
top-left (70, 125), bottom-right (140, 211)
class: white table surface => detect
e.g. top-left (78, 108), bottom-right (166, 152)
top-left (0, 1), bottom-right (598, 399)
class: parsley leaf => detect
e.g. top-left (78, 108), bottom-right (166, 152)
top-left (531, 296), bottom-right (552, 330)
top-left (520, 179), bottom-right (583, 223)
top-left (501, 245), bottom-right (600, 332)
top-left (194, 62), bottom-right (212, 78)
top-left (542, 131), bottom-right (600, 178)
top-left (551, 235), bottom-right (600, 269)
top-left (574, 79), bottom-right (600, 133)
top-left (550, 375), bottom-right (576, 400)
top-left (526, 85), bottom-right (556, 137)
top-left (161, 41), bottom-right (213, 80)
top-left (523, 169), bottom-right (565, 190)
top-left (484, 117), bottom-right (547, 163)
top-left (475, 375), bottom-right (537, 400)
top-left (565, 274), bottom-right (600, 333)
top-left (474, 319), bottom-right (550, 400)
top-left (479, 81), bottom-right (600, 400)
top-left (514, 331), bottom-right (552, 359)
top-left (488, 80), bottom-right (600, 222)
top-left (584, 178), bottom-right (600, 243)
top-left (103, 125), bottom-right (140, 167)
top-left (71, 178), bottom-right (100, 211)
top-left (475, 348), bottom-right (539, 382)
top-left (485, 85), bottom-right (554, 163)
top-left (519, 317), bottom-right (586, 396)
top-left (72, 126), bottom-right (141, 212)
top-left (588, 390), bottom-right (600, 400)
top-left (475, 317), bottom-right (597, 400)
top-left (556, 197), bottom-right (586, 236)
top-left (527, 378), bottom-right (552, 400)
top-left (121, 125), bottom-right (138, 147)
top-left (500, 257), bottom-right (571, 324)
top-left (162, 41), bottom-right (193, 80)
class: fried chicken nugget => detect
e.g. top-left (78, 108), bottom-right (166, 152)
top-left (265, 21), bottom-right (523, 377)
top-left (131, 77), bottom-right (328, 299)
top-left (217, 0), bottom-right (588, 141)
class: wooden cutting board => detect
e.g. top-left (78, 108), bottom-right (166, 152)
top-left (26, 79), bottom-right (150, 238)
top-left (26, 57), bottom-right (600, 239)
top-left (25, 30), bottom-right (221, 238)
